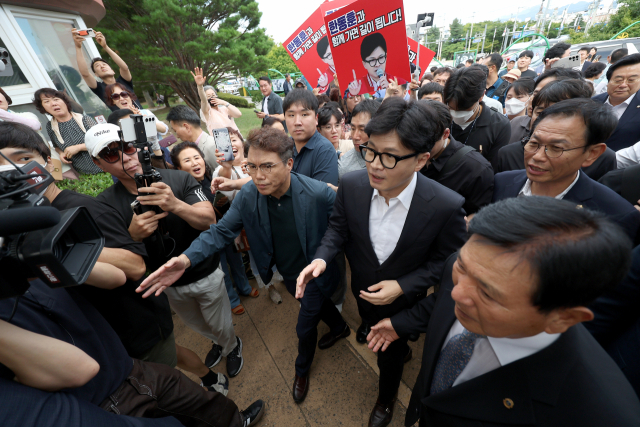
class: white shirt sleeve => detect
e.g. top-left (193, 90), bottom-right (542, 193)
top-left (616, 142), bottom-right (640, 169)
top-left (212, 165), bottom-right (239, 200)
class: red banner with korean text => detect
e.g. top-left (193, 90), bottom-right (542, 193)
top-left (321, 0), bottom-right (356, 17)
top-left (323, 0), bottom-right (410, 98)
top-left (407, 38), bottom-right (436, 78)
top-left (283, 6), bottom-right (336, 94)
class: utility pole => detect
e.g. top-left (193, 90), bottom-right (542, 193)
top-left (491, 26), bottom-right (497, 52)
top-left (481, 23), bottom-right (487, 54)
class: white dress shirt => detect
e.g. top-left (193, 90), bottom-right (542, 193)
top-left (443, 320), bottom-right (560, 387)
top-left (369, 172), bottom-right (417, 264)
top-left (605, 93), bottom-right (636, 119)
top-left (616, 140), bottom-right (640, 169)
top-left (518, 170), bottom-right (581, 199)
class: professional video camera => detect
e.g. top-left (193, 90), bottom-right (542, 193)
top-left (118, 114), bottom-right (175, 258)
top-left (0, 155), bottom-right (104, 300)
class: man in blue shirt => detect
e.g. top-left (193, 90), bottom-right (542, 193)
top-left (284, 89), bottom-right (339, 186)
top-left (483, 53), bottom-right (510, 107)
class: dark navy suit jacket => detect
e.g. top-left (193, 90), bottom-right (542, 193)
top-left (493, 170), bottom-right (640, 243)
top-left (593, 90), bottom-right (640, 151)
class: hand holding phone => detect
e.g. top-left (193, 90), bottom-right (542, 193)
top-left (213, 128), bottom-right (234, 162)
top-left (76, 29), bottom-right (95, 39)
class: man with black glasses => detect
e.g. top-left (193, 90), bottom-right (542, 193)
top-left (139, 127), bottom-right (349, 405)
top-left (297, 98), bottom-right (467, 427)
top-left (493, 99), bottom-right (640, 243)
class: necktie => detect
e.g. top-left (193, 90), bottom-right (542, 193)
top-left (430, 328), bottom-right (485, 395)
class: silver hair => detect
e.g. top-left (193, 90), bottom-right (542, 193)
top-left (203, 85), bottom-right (216, 94)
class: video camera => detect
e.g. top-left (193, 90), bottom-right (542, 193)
top-left (0, 156), bottom-right (104, 300)
top-left (118, 114), bottom-right (174, 258)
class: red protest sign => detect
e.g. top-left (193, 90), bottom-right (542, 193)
top-left (324, 0), bottom-right (410, 98)
top-left (283, 7), bottom-right (335, 94)
top-left (321, 0), bottom-right (356, 17)
top-left (407, 38), bottom-right (436, 78)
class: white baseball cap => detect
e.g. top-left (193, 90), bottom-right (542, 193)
top-left (84, 123), bottom-right (122, 158)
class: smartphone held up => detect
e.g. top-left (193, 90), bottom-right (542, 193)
top-left (213, 128), bottom-right (234, 162)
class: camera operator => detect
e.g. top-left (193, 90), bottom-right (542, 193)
top-left (0, 121), bottom-right (229, 392)
top-left (87, 123), bottom-right (245, 378)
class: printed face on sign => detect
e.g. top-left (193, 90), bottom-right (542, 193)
top-left (317, 38), bottom-right (335, 68)
top-left (363, 45), bottom-right (387, 79)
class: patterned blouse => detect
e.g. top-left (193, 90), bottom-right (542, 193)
top-left (46, 115), bottom-right (103, 175)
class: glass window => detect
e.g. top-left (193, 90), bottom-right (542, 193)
top-left (15, 17), bottom-right (110, 118)
top-left (0, 34), bottom-right (30, 88)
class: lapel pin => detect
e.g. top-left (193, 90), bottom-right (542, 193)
top-left (576, 205), bottom-right (583, 209)
top-left (503, 398), bottom-right (514, 409)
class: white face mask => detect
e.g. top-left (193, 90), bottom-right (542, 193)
top-left (450, 103), bottom-right (477, 126)
top-left (505, 98), bottom-right (527, 116)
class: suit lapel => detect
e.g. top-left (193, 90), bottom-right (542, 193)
top-left (291, 176), bottom-right (308, 258)
top-left (380, 175), bottom-right (436, 269)
top-left (618, 90), bottom-right (640, 123)
top-left (564, 172), bottom-right (593, 206)
top-left (257, 192), bottom-right (272, 248)
top-left (354, 172), bottom-right (378, 265)
top-left (505, 171), bottom-right (528, 197)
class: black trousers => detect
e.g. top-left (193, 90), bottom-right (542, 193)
top-left (283, 279), bottom-right (347, 377)
top-left (377, 336), bottom-right (410, 403)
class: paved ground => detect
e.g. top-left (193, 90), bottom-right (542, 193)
top-left (173, 272), bottom-right (425, 427)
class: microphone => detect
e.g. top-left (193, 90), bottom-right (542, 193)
top-left (376, 68), bottom-right (384, 79)
top-left (0, 207), bottom-right (61, 236)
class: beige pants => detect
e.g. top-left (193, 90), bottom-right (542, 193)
top-left (165, 268), bottom-right (237, 356)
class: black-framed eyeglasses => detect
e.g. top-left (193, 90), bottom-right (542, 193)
top-left (359, 145), bottom-right (418, 169)
top-left (246, 160), bottom-right (284, 174)
top-left (99, 142), bottom-right (137, 163)
top-left (521, 137), bottom-right (587, 159)
top-left (322, 51), bottom-right (333, 61)
top-left (365, 54), bottom-right (387, 67)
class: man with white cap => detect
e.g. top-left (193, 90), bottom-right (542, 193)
top-left (85, 123), bottom-right (246, 380)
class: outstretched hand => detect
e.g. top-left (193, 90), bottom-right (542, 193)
top-left (367, 318), bottom-right (399, 352)
top-left (348, 69), bottom-right (362, 97)
top-left (191, 67), bottom-right (206, 86)
top-left (295, 259), bottom-right (327, 299)
top-left (137, 255), bottom-right (190, 298)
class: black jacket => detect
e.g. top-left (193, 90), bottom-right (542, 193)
top-left (495, 141), bottom-right (617, 182)
top-left (450, 101), bottom-right (511, 170)
top-left (392, 256), bottom-right (640, 427)
top-left (420, 137), bottom-right (494, 214)
top-left (314, 170), bottom-right (467, 324)
top-left (493, 170), bottom-right (640, 242)
top-left (593, 90), bottom-right (640, 151)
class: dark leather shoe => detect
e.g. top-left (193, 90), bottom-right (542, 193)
top-left (318, 324), bottom-right (350, 350)
top-left (292, 374), bottom-right (309, 403)
top-left (356, 322), bottom-right (371, 344)
top-left (404, 347), bottom-right (412, 364)
top-left (368, 398), bottom-right (395, 427)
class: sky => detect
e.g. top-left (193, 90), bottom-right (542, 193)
top-left (255, 0), bottom-right (581, 43)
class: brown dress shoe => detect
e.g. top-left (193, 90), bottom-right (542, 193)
top-left (292, 374), bottom-right (309, 403)
top-left (368, 398), bottom-right (395, 427)
top-left (318, 324), bottom-right (350, 350)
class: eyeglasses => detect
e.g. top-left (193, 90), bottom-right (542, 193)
top-left (521, 137), bottom-right (587, 158)
top-left (359, 145), bottom-right (418, 169)
top-left (322, 51), bottom-right (333, 61)
top-left (98, 142), bottom-right (137, 163)
top-left (110, 92), bottom-right (131, 101)
top-left (365, 54), bottom-right (387, 67)
top-left (321, 124), bottom-right (340, 132)
top-left (610, 76), bottom-right (639, 85)
top-left (246, 160), bottom-right (284, 174)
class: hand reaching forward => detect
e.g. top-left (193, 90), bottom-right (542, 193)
top-left (367, 318), bottom-right (399, 352)
top-left (348, 69), bottom-right (362, 97)
top-left (137, 254), bottom-right (191, 298)
top-left (295, 259), bottom-right (327, 298)
top-left (359, 280), bottom-right (403, 305)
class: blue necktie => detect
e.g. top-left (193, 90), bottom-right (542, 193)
top-left (430, 328), bottom-right (485, 395)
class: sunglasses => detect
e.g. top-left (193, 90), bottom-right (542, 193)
top-left (110, 92), bottom-right (131, 101)
top-left (98, 142), bottom-right (137, 163)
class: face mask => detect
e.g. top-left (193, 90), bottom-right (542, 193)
top-left (505, 98), bottom-right (527, 116)
top-left (450, 104), bottom-right (477, 126)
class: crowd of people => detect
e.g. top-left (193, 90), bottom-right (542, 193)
top-left (1, 26), bottom-right (640, 427)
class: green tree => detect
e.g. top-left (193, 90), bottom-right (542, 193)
top-left (450, 18), bottom-right (464, 40)
top-left (262, 44), bottom-right (300, 75)
top-left (427, 25), bottom-right (440, 40)
top-left (98, 0), bottom-right (273, 111)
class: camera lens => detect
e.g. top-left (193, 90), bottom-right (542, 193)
top-left (0, 51), bottom-right (8, 58)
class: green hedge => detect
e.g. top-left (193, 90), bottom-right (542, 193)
top-left (218, 92), bottom-right (252, 108)
top-left (58, 173), bottom-right (114, 197)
